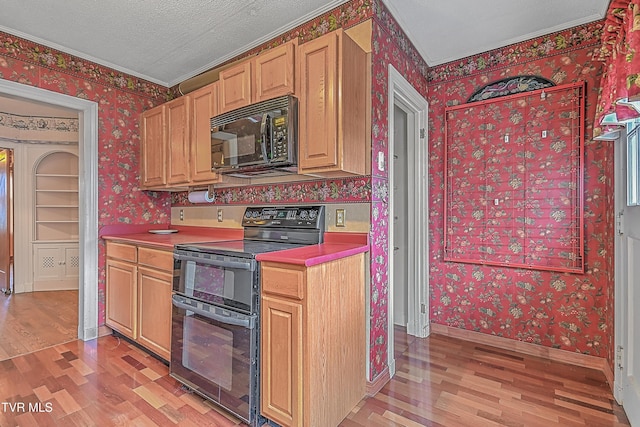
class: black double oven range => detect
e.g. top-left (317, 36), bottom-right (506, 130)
top-left (170, 206), bottom-right (325, 426)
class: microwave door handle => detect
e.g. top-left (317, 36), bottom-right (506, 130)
top-left (172, 295), bottom-right (255, 329)
top-left (260, 113), bottom-right (269, 163)
top-left (174, 253), bottom-right (256, 271)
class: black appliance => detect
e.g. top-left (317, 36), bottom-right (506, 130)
top-left (210, 95), bottom-right (297, 177)
top-left (171, 206), bottom-right (324, 426)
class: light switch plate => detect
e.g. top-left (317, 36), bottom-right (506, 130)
top-left (217, 208), bottom-right (223, 222)
top-left (336, 209), bottom-right (346, 227)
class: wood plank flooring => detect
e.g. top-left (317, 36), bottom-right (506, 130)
top-left (342, 325), bottom-right (630, 427)
top-left (0, 290), bottom-right (78, 361)
top-left (0, 324), bottom-right (630, 426)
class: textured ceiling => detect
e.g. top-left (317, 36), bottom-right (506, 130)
top-left (0, 0), bottom-right (609, 90)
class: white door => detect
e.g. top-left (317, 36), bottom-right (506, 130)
top-left (615, 124), bottom-right (640, 425)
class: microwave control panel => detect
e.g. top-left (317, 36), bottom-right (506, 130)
top-left (269, 114), bottom-right (290, 162)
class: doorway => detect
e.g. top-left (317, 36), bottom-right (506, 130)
top-left (0, 79), bottom-right (99, 341)
top-left (0, 148), bottom-right (12, 295)
top-left (386, 65), bottom-right (429, 378)
top-left (614, 121), bottom-right (640, 425)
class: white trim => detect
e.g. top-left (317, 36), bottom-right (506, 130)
top-left (0, 79), bottom-right (99, 341)
top-left (387, 65), bottom-right (429, 378)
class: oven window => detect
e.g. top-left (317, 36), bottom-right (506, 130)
top-left (183, 315), bottom-right (233, 390)
top-left (182, 261), bottom-right (253, 311)
top-left (171, 299), bottom-right (257, 424)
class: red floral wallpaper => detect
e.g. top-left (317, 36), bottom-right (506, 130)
top-left (428, 23), bottom-right (615, 366)
top-left (369, 1), bottom-right (429, 379)
top-left (0, 32), bottom-right (173, 324)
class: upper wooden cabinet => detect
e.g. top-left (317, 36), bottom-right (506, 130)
top-left (254, 42), bottom-right (296, 103)
top-left (166, 96), bottom-right (191, 185)
top-left (218, 41), bottom-right (296, 114)
top-left (140, 105), bottom-right (166, 188)
top-left (218, 61), bottom-right (253, 113)
top-left (297, 29), bottom-right (368, 177)
top-left (140, 82), bottom-right (221, 189)
top-left (190, 82), bottom-right (220, 183)
top-left (140, 97), bottom-right (191, 189)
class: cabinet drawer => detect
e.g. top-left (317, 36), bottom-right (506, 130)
top-left (262, 263), bottom-right (305, 300)
top-left (106, 241), bottom-right (137, 262)
top-left (138, 247), bottom-right (173, 272)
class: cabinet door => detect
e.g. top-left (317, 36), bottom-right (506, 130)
top-left (105, 258), bottom-right (137, 340)
top-left (166, 97), bottom-right (191, 185)
top-left (33, 245), bottom-right (61, 282)
top-left (62, 245), bottom-right (79, 279)
top-left (219, 61), bottom-right (252, 113)
top-left (190, 83), bottom-right (220, 183)
top-left (140, 106), bottom-right (167, 188)
top-left (137, 266), bottom-right (172, 360)
top-left (297, 31), bottom-right (339, 171)
top-left (261, 294), bottom-right (303, 427)
top-left (254, 42), bottom-right (295, 102)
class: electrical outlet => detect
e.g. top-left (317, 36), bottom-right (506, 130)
top-left (179, 209), bottom-right (184, 221)
top-left (336, 209), bottom-right (346, 227)
top-left (217, 208), bottom-right (223, 222)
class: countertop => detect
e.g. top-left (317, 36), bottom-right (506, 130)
top-left (256, 232), bottom-right (369, 267)
top-left (101, 226), bottom-right (369, 266)
top-left (100, 225), bottom-right (243, 249)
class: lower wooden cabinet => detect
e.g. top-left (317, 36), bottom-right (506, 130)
top-left (260, 254), bottom-right (366, 427)
top-left (105, 241), bottom-right (172, 360)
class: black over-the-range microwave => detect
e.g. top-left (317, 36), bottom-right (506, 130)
top-left (210, 95), bottom-right (297, 177)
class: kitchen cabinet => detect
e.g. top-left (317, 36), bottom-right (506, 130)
top-left (105, 241), bottom-right (172, 360)
top-left (218, 41), bottom-right (296, 114)
top-left (297, 29), bottom-right (368, 177)
top-left (105, 241), bottom-right (137, 340)
top-left (140, 96), bottom-right (190, 189)
top-left (260, 254), bottom-right (366, 427)
top-left (218, 61), bottom-right (252, 113)
top-left (166, 96), bottom-right (191, 185)
top-left (140, 106), bottom-right (166, 188)
top-left (254, 41), bottom-right (296, 103)
top-left (140, 85), bottom-right (222, 189)
top-left (190, 82), bottom-right (221, 183)
top-left (137, 247), bottom-right (173, 360)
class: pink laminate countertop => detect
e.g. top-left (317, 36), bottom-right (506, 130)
top-left (101, 226), bottom-right (243, 249)
top-left (256, 232), bottom-right (369, 267)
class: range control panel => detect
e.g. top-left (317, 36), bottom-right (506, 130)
top-left (242, 206), bottom-right (325, 229)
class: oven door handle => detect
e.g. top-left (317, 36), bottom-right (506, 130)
top-left (172, 295), bottom-right (255, 329)
top-left (174, 253), bottom-right (256, 271)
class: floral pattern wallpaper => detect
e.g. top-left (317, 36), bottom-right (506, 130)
top-left (368, 1), bottom-right (429, 379)
top-left (0, 31), bottom-right (173, 324)
top-left (172, 177), bottom-right (371, 206)
top-left (428, 23), bottom-right (615, 366)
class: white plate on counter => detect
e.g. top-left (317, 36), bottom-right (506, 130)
top-left (148, 229), bottom-right (179, 234)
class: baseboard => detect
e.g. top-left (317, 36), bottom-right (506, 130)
top-left (98, 325), bottom-right (113, 337)
top-left (366, 367), bottom-right (390, 397)
top-left (430, 324), bottom-right (611, 387)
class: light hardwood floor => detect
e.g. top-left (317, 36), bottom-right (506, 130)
top-left (0, 290), bottom-right (78, 360)
top-left (0, 325), bottom-right (630, 426)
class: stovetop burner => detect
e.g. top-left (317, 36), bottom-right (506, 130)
top-left (176, 239), bottom-right (307, 258)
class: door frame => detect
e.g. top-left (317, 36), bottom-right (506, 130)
top-left (614, 123), bottom-right (640, 424)
top-left (387, 64), bottom-right (429, 377)
top-left (0, 79), bottom-right (99, 341)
